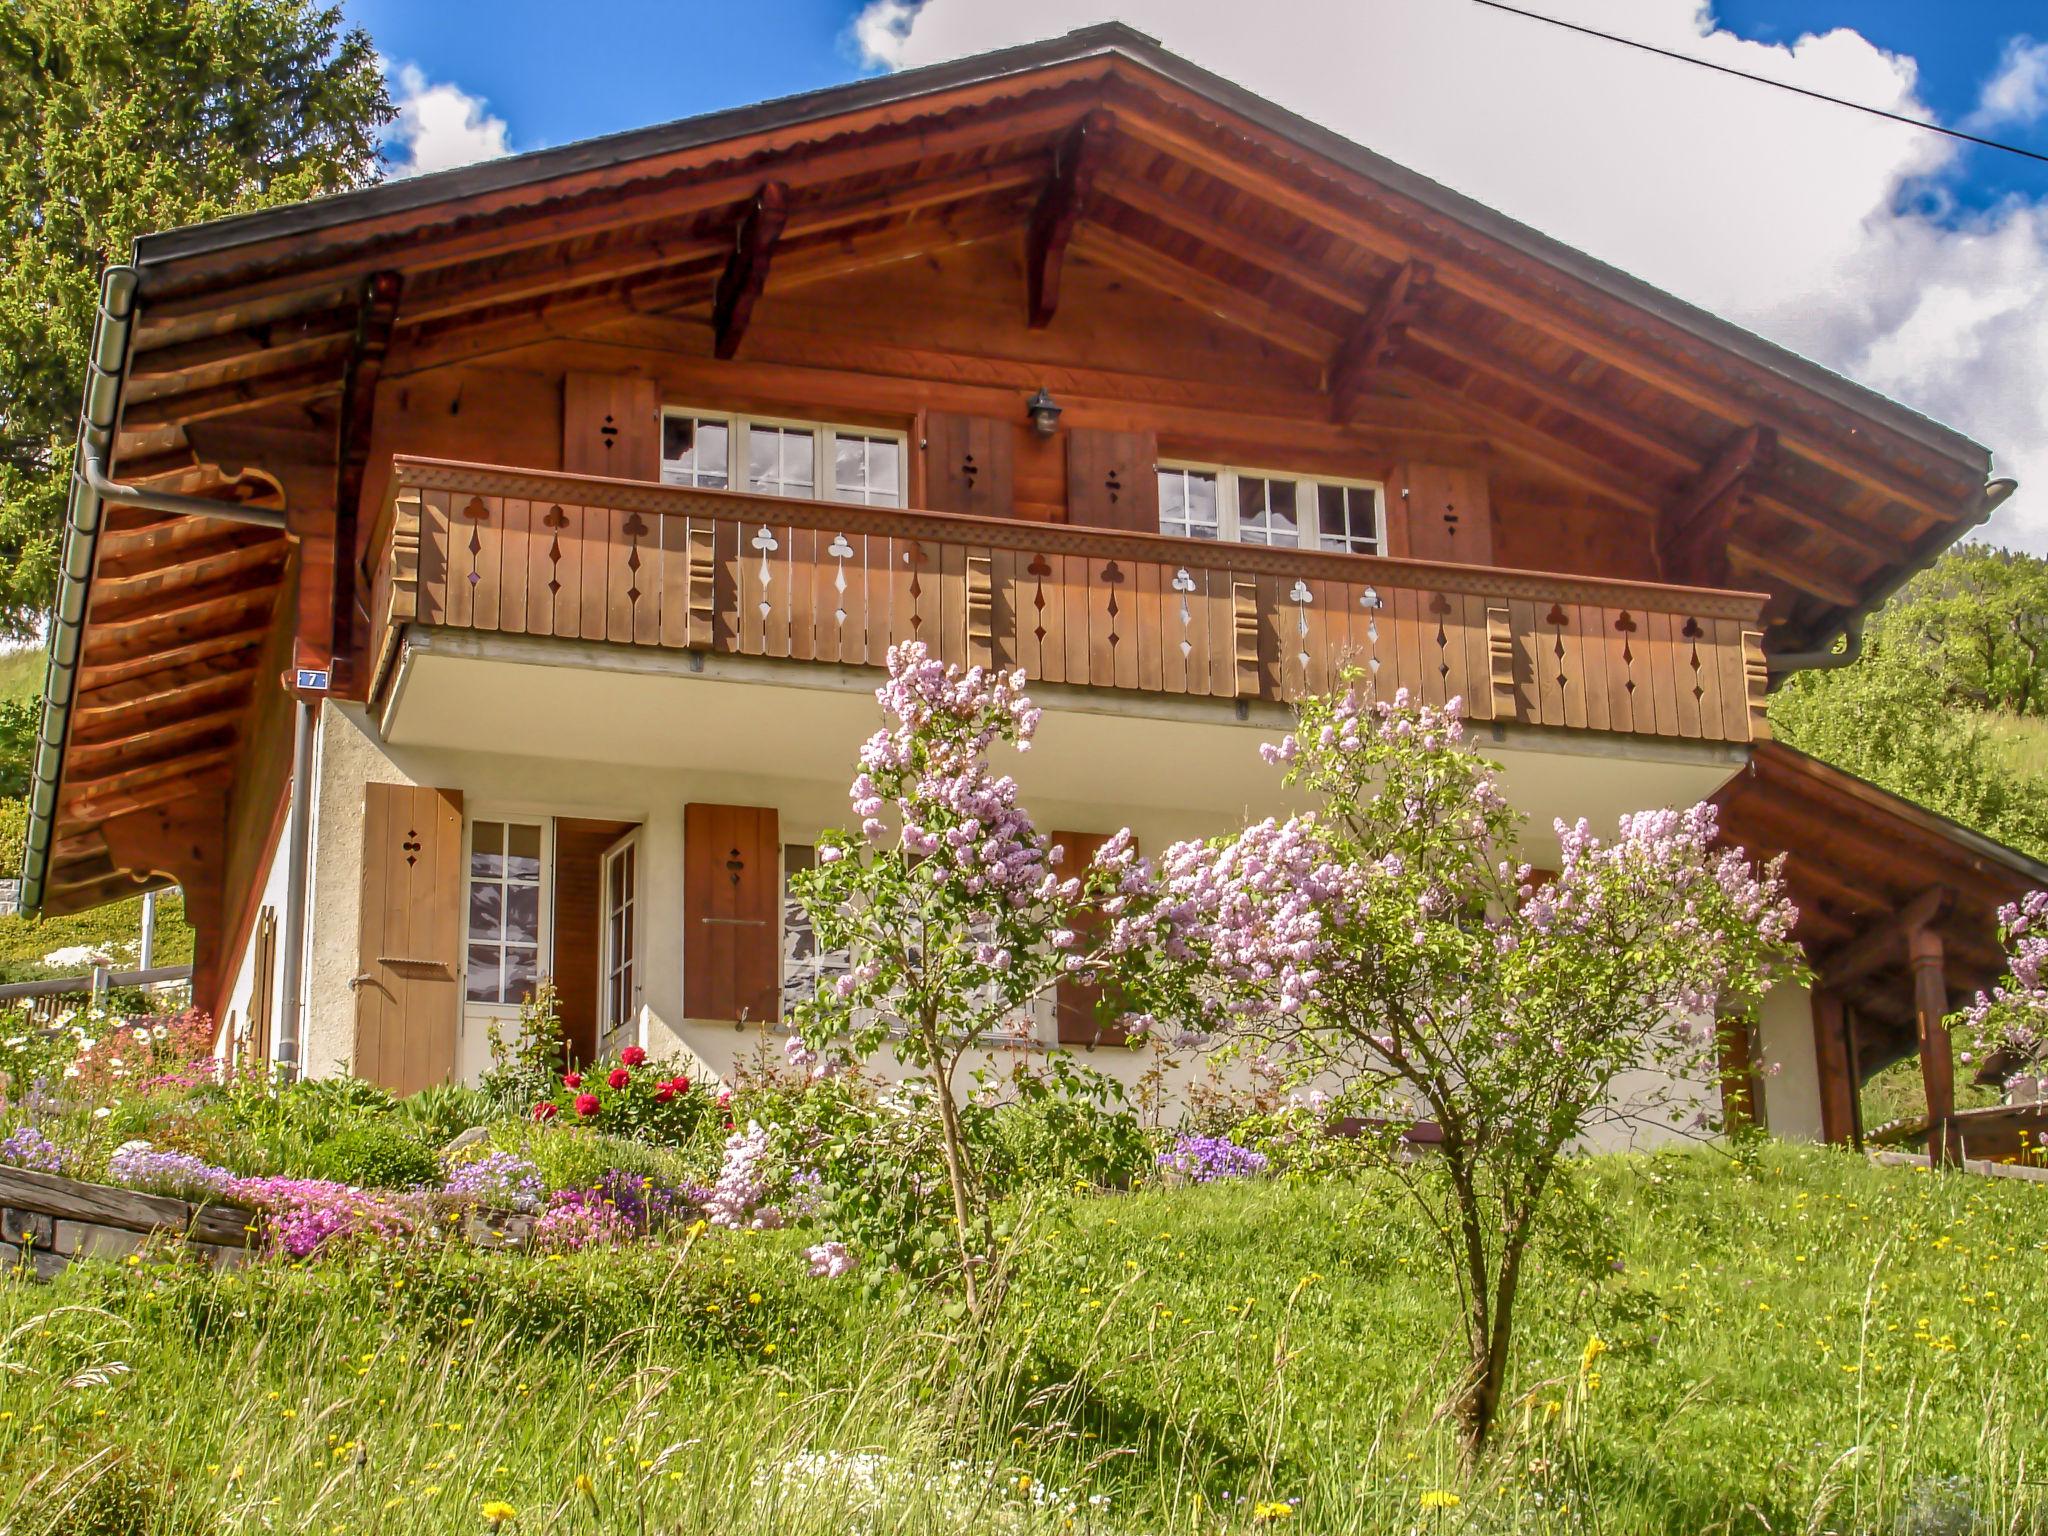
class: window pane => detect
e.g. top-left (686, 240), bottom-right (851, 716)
top-left (504, 884), bottom-right (540, 945)
top-left (470, 821), bottom-right (504, 879)
top-left (749, 425), bottom-right (815, 498)
top-left (1159, 469), bottom-right (1219, 539)
top-left (697, 421), bottom-right (728, 485)
top-left (832, 434), bottom-right (903, 506)
top-left (1315, 483), bottom-right (1378, 553)
top-left (466, 944), bottom-right (501, 1003)
top-left (1186, 472), bottom-right (1217, 529)
top-left (869, 440), bottom-right (900, 502)
top-left (1269, 480), bottom-right (1298, 545)
top-left (468, 881), bottom-right (503, 941)
top-left (503, 945), bottom-right (538, 999)
top-left (1160, 471), bottom-right (1183, 523)
top-left (662, 417), bottom-right (729, 489)
top-left (507, 823), bottom-right (541, 880)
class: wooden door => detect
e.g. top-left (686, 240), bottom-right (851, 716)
top-left (1391, 464), bottom-right (1492, 565)
top-left (599, 831), bottom-right (641, 1045)
top-left (1066, 428), bottom-right (1158, 532)
top-left (353, 783), bottom-right (464, 1094)
top-left (923, 411), bottom-right (1016, 519)
top-left (563, 372), bottom-right (659, 481)
top-left (684, 803), bottom-right (781, 1023)
top-left (1051, 829), bottom-right (1131, 1048)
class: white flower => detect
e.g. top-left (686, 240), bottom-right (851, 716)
top-left (151, 1025), bottom-right (167, 1041)
top-left (63, 1065), bottom-right (80, 1079)
top-left (132, 1028), bottom-right (151, 1045)
top-left (91, 1107), bottom-right (111, 1120)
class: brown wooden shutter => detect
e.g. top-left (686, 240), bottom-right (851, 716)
top-left (923, 411), bottom-right (1015, 519)
top-left (1065, 428), bottom-right (1158, 532)
top-left (246, 907), bottom-right (278, 1067)
top-left (684, 803), bottom-right (781, 1023)
top-left (1390, 464), bottom-right (1492, 565)
top-left (1051, 829), bottom-right (1132, 1048)
top-left (563, 372), bottom-right (659, 481)
top-left (354, 783), bottom-right (463, 1095)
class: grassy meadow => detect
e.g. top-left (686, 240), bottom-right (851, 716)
top-left (0, 1142), bottom-right (2042, 1535)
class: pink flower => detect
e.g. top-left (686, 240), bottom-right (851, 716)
top-left (716, 1087), bottom-right (733, 1108)
top-left (619, 1045), bottom-right (647, 1067)
top-left (573, 1093), bottom-right (601, 1118)
top-left (805, 1240), bottom-right (857, 1279)
top-left (562, 1072), bottom-right (583, 1089)
top-left (531, 1102), bottom-right (558, 1122)
top-left (607, 1067), bottom-right (631, 1090)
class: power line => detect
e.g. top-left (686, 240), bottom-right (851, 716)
top-left (1469, 0), bottom-right (2048, 167)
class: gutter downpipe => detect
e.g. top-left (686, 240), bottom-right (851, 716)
top-left (1766, 476), bottom-right (2020, 677)
top-left (21, 262), bottom-right (290, 936)
top-left (275, 699), bottom-right (315, 1076)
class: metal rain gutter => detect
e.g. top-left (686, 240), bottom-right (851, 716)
top-left (1766, 476), bottom-right (2019, 677)
top-left (19, 265), bottom-right (289, 915)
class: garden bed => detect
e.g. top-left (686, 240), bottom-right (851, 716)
top-left (0, 1164), bottom-right (255, 1278)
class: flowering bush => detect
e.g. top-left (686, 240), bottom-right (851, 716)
top-left (443, 1151), bottom-right (543, 1214)
top-left (1141, 679), bottom-right (1801, 1453)
top-left (63, 1008), bottom-right (217, 1096)
top-left (1958, 889), bottom-right (2048, 1103)
top-left (704, 1121), bottom-right (782, 1230)
top-left (534, 1047), bottom-right (705, 1145)
top-left (104, 1140), bottom-right (421, 1259)
top-left (1157, 1133), bottom-right (1268, 1183)
top-left (531, 1171), bottom-right (704, 1252)
top-left (0, 1123), bottom-right (66, 1174)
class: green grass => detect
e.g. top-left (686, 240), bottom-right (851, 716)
top-left (1986, 712), bottom-right (2048, 787)
top-left (0, 1142), bottom-right (2042, 1534)
top-left (0, 644), bottom-right (43, 706)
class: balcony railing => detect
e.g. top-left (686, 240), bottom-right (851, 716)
top-left (371, 458), bottom-right (1771, 744)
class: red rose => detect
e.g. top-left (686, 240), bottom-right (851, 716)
top-left (654, 1083), bottom-right (676, 1104)
top-left (573, 1093), bottom-right (601, 1118)
top-left (562, 1072), bottom-right (583, 1089)
top-left (619, 1045), bottom-right (646, 1067)
top-left (607, 1067), bottom-right (631, 1090)
top-left (672, 1075), bottom-right (690, 1095)
top-left (531, 1102), bottom-right (558, 1122)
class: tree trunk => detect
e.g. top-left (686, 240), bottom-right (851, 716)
top-left (922, 1017), bottom-right (982, 1319)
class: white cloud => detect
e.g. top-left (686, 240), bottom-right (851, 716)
top-left (856, 0), bottom-right (2048, 549)
top-left (1969, 35), bottom-right (2048, 129)
top-left (385, 60), bottom-right (512, 179)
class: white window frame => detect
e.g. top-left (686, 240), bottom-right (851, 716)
top-left (1156, 459), bottom-right (1387, 555)
top-left (460, 812), bottom-right (554, 1016)
top-left (661, 406), bottom-right (909, 508)
top-left (598, 829), bottom-right (643, 1053)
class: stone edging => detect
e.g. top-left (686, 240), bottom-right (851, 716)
top-left (1869, 1150), bottom-right (2048, 1185)
top-left (0, 1164), bottom-right (257, 1281)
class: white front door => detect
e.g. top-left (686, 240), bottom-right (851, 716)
top-left (600, 831), bottom-right (641, 1048)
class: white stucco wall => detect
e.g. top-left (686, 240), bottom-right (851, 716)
top-left (289, 641), bottom-right (1756, 1145)
top-left (1753, 978), bottom-right (1825, 1142)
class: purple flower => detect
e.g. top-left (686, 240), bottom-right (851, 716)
top-left (1157, 1134), bottom-right (1268, 1183)
top-left (443, 1152), bottom-right (543, 1214)
top-left (0, 1125), bottom-right (65, 1175)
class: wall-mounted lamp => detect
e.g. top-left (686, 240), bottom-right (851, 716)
top-left (1025, 387), bottom-right (1063, 438)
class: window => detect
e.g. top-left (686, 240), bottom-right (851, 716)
top-left (662, 410), bottom-right (905, 508)
top-left (781, 844), bottom-right (852, 1012)
top-left (1157, 462), bottom-right (1383, 555)
top-left (466, 820), bottom-right (544, 1004)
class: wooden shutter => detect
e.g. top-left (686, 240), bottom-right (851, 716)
top-left (684, 803), bottom-right (781, 1023)
top-left (1390, 464), bottom-right (1492, 565)
top-left (1051, 829), bottom-right (1132, 1048)
top-left (563, 372), bottom-right (659, 481)
top-left (1066, 428), bottom-right (1158, 531)
top-left (923, 411), bottom-right (1015, 519)
top-left (246, 907), bottom-right (278, 1066)
top-left (354, 783), bottom-right (464, 1095)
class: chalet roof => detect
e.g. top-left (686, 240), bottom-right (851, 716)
top-left (120, 22), bottom-right (1986, 472)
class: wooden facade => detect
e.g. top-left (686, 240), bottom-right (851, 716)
top-left (24, 24), bottom-right (2010, 1061)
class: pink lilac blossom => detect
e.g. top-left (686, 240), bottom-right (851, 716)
top-left (704, 1120), bottom-right (781, 1230)
top-left (805, 1239), bottom-right (856, 1278)
top-left (1961, 889), bottom-right (2048, 1088)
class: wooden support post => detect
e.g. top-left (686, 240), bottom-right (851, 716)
top-left (1908, 925), bottom-right (1962, 1165)
top-left (1810, 988), bottom-right (1858, 1147)
top-left (1328, 260), bottom-right (1430, 422)
top-left (1026, 111), bottom-right (1114, 329)
top-left (712, 182), bottom-right (789, 360)
top-left (1660, 424), bottom-right (1776, 564)
top-left (1717, 1016), bottom-right (1757, 1131)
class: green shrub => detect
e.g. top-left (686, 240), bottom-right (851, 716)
top-left (981, 1094), bottom-right (1154, 1193)
top-left (303, 1123), bottom-right (440, 1189)
top-left (393, 1083), bottom-right (498, 1145)
top-left (509, 1126), bottom-right (696, 1193)
top-left (14, 1442), bottom-right (162, 1536)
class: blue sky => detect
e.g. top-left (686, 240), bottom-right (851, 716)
top-left (341, 1), bottom-right (2048, 549)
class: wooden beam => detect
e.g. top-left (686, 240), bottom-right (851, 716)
top-left (711, 182), bottom-right (790, 361)
top-left (1725, 536), bottom-right (1863, 609)
top-left (1811, 989), bottom-right (1859, 1146)
top-left (72, 656), bottom-right (254, 722)
top-left (125, 309), bottom-right (357, 389)
top-left (74, 623), bottom-right (272, 692)
top-left (325, 270), bottom-right (403, 696)
top-left (1908, 925), bottom-right (1961, 1165)
top-left (1027, 110), bottom-right (1114, 328)
top-left (1662, 425), bottom-right (1776, 558)
top-left (1329, 260), bottom-right (1429, 422)
top-left (1818, 884), bottom-right (1956, 991)
top-left (118, 360), bottom-right (343, 431)
top-left (1070, 222), bottom-right (1337, 361)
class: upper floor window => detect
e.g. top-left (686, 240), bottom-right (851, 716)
top-left (1157, 462), bottom-right (1384, 555)
top-left (662, 409), bottom-right (906, 507)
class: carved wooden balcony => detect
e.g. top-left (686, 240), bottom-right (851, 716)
top-left (370, 458), bottom-right (1771, 744)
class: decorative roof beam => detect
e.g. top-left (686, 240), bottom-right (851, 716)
top-left (1328, 260), bottom-right (1429, 423)
top-left (712, 181), bottom-right (790, 361)
top-left (1661, 424), bottom-right (1776, 561)
top-left (1726, 534), bottom-right (1861, 609)
top-left (1027, 110), bottom-right (1115, 329)
top-left (1820, 884), bottom-right (1955, 991)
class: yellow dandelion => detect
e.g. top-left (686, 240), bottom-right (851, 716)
top-left (1419, 1490), bottom-right (1462, 1509)
top-left (481, 1499), bottom-right (518, 1525)
top-left (1251, 1499), bottom-right (1296, 1521)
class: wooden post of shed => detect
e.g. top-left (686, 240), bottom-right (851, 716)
top-left (1810, 988), bottom-right (1858, 1147)
top-left (1907, 926), bottom-right (1961, 1165)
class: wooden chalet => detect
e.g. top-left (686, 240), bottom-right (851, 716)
top-left (18, 24), bottom-right (2024, 1146)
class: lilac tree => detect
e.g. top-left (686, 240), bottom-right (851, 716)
top-left (1149, 680), bottom-right (1801, 1454)
top-left (1958, 890), bottom-right (2048, 1105)
top-left (790, 642), bottom-right (1167, 1317)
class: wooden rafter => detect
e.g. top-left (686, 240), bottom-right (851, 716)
top-left (1026, 110), bottom-right (1115, 328)
top-left (1661, 425), bottom-right (1777, 558)
top-left (1819, 885), bottom-right (1956, 991)
top-left (1725, 536), bottom-right (1862, 608)
top-left (1328, 259), bottom-right (1428, 422)
top-left (126, 307), bottom-right (358, 387)
top-left (712, 182), bottom-right (790, 360)
top-left (1068, 222), bottom-right (1335, 361)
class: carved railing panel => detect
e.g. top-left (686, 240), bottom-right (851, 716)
top-left (377, 459), bottom-right (1771, 743)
